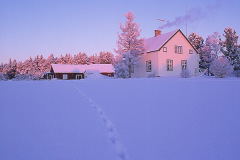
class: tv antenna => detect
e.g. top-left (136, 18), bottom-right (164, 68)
top-left (157, 19), bottom-right (166, 29)
top-left (186, 0), bottom-right (188, 37)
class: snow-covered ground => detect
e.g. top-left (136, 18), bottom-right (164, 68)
top-left (0, 78), bottom-right (240, 160)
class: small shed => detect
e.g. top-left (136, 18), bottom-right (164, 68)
top-left (43, 64), bottom-right (114, 80)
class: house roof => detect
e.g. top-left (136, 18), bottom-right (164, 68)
top-left (145, 29), bottom-right (198, 53)
top-left (51, 64), bottom-right (115, 73)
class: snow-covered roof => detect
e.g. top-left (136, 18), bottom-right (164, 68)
top-left (145, 29), bottom-right (179, 53)
top-left (84, 69), bottom-right (100, 74)
top-left (51, 64), bottom-right (115, 73)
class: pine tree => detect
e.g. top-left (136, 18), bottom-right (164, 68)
top-left (74, 52), bottom-right (88, 64)
top-left (188, 32), bottom-right (204, 53)
top-left (114, 11), bottom-right (145, 78)
top-left (89, 54), bottom-right (100, 64)
top-left (44, 54), bottom-right (56, 72)
top-left (0, 63), bottom-right (4, 73)
top-left (220, 27), bottom-right (240, 75)
top-left (16, 61), bottom-right (23, 74)
top-left (200, 45), bottom-right (215, 75)
top-left (64, 53), bottom-right (74, 64)
top-left (56, 54), bottom-right (65, 64)
top-left (99, 52), bottom-right (115, 64)
top-left (39, 55), bottom-right (46, 73)
top-left (200, 32), bottom-right (222, 75)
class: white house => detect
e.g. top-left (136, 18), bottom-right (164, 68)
top-left (132, 29), bottom-right (199, 77)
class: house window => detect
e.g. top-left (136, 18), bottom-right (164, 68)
top-left (146, 60), bottom-right (152, 72)
top-left (181, 60), bottom-right (187, 70)
top-left (163, 47), bottom-right (167, 52)
top-left (167, 59), bottom-right (173, 71)
top-left (76, 75), bottom-right (82, 80)
top-left (63, 74), bottom-right (68, 80)
top-left (108, 74), bottom-right (112, 77)
top-left (189, 49), bottom-right (193, 54)
top-left (175, 46), bottom-right (183, 53)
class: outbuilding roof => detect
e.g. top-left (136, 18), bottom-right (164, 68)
top-left (51, 64), bottom-right (115, 73)
top-left (145, 29), bottom-right (198, 53)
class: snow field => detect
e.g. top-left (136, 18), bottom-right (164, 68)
top-left (1, 77), bottom-right (240, 160)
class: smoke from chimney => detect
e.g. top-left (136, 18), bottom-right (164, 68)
top-left (158, 1), bottom-right (222, 30)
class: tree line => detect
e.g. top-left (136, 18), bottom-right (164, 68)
top-left (0, 52), bottom-right (115, 80)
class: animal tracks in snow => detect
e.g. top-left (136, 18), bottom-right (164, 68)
top-left (74, 86), bottom-right (128, 160)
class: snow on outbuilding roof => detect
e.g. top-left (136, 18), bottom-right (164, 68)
top-left (145, 29), bottom-right (198, 53)
top-left (51, 64), bottom-right (115, 73)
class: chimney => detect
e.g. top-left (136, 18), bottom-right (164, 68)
top-left (155, 30), bottom-right (161, 37)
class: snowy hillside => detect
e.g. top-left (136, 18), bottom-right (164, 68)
top-left (1, 78), bottom-right (240, 160)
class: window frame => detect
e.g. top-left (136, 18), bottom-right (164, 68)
top-left (181, 60), bottom-right (187, 70)
top-left (163, 47), bottom-right (167, 52)
top-left (63, 74), bottom-right (68, 80)
top-left (76, 75), bottom-right (82, 79)
top-left (189, 49), bottom-right (193, 54)
top-left (175, 45), bottom-right (183, 54)
top-left (146, 60), bottom-right (152, 72)
top-left (167, 59), bottom-right (173, 71)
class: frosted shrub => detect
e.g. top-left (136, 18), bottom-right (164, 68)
top-left (0, 73), bottom-right (7, 81)
top-left (13, 74), bottom-right (34, 81)
top-left (32, 72), bottom-right (42, 80)
top-left (114, 63), bottom-right (129, 78)
top-left (180, 68), bottom-right (191, 78)
top-left (210, 57), bottom-right (233, 78)
top-left (148, 72), bottom-right (156, 78)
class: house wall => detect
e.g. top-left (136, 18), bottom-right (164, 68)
top-left (132, 31), bottom-right (199, 77)
top-left (43, 73), bottom-right (85, 80)
top-left (132, 51), bottom-right (159, 77)
top-left (44, 72), bottom-right (114, 79)
top-left (57, 73), bottom-right (85, 79)
top-left (158, 31), bottom-right (199, 77)
top-left (101, 72), bottom-right (114, 77)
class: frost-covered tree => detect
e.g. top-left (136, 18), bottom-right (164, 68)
top-left (16, 61), bottom-right (23, 74)
top-left (0, 63), bottom-right (3, 73)
top-left (2, 58), bottom-right (17, 79)
top-left (89, 54), bottom-right (100, 64)
top-left (188, 32), bottom-right (204, 53)
top-left (206, 32), bottom-right (222, 58)
top-left (114, 11), bottom-right (145, 78)
top-left (0, 73), bottom-right (7, 81)
top-left (44, 54), bottom-right (56, 72)
top-left (38, 55), bottom-right (46, 73)
top-left (210, 57), bottom-right (233, 78)
top-left (114, 55), bottom-right (129, 78)
top-left (200, 32), bottom-right (223, 75)
top-left (64, 54), bottom-right (74, 64)
top-left (56, 54), bottom-right (65, 64)
top-left (200, 45), bottom-right (215, 75)
top-left (220, 27), bottom-right (240, 75)
top-left (188, 33), bottom-right (207, 69)
top-left (99, 52), bottom-right (115, 64)
top-left (74, 52), bottom-right (89, 64)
